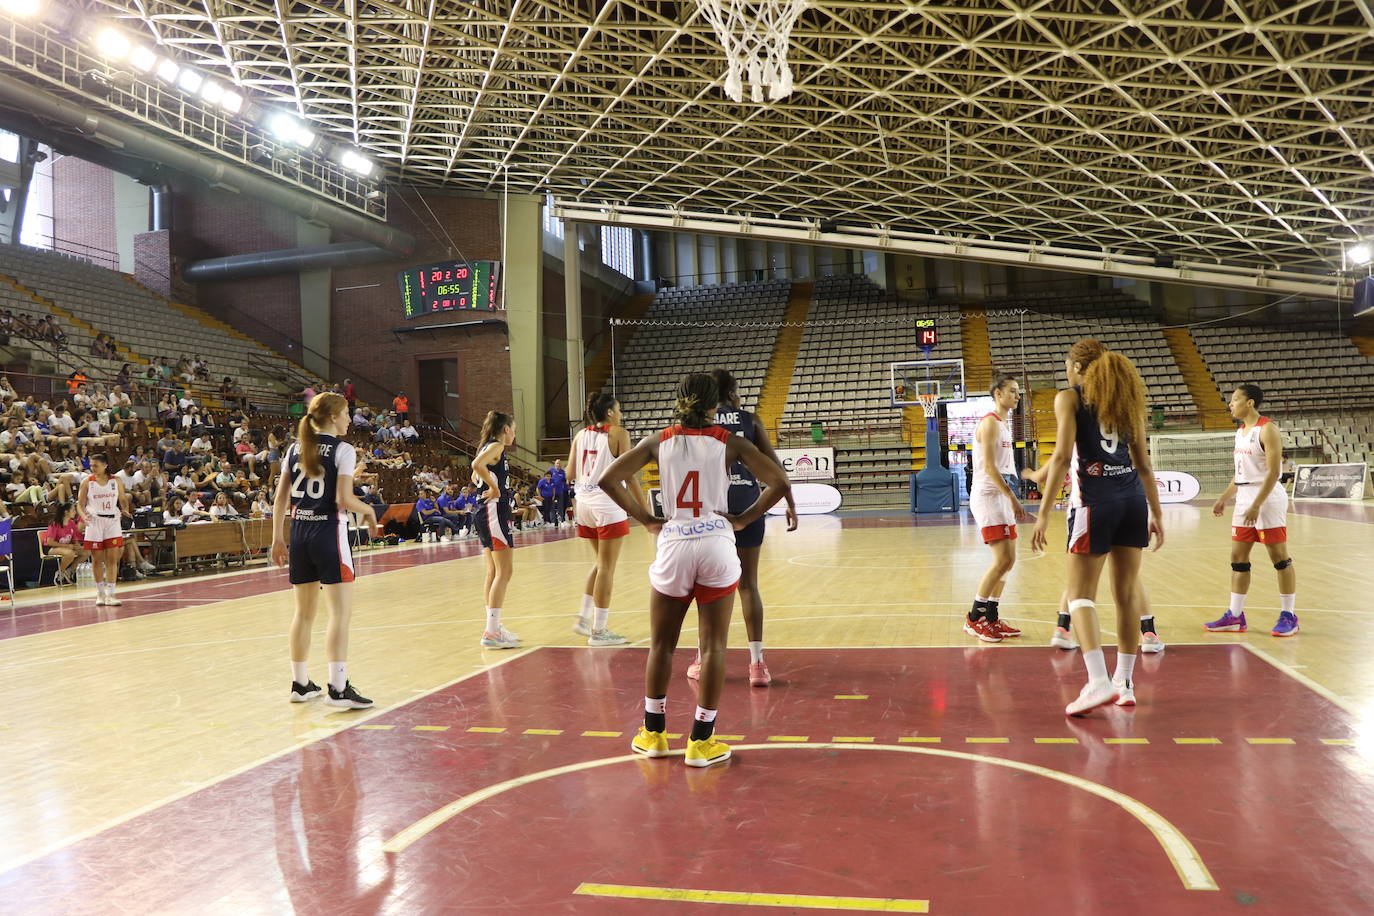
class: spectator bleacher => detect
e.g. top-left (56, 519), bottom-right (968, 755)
top-left (780, 274), bottom-right (963, 429)
top-left (984, 289), bottom-right (1192, 412)
top-left (612, 279), bottom-right (791, 436)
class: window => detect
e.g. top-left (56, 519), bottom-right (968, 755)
top-left (542, 193), bottom-right (564, 239)
top-left (601, 225), bottom-right (634, 278)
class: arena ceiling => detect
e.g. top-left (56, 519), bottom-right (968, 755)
top-left (85, 0), bottom-right (1374, 275)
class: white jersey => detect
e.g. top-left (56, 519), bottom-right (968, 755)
top-left (573, 425), bottom-right (615, 493)
top-left (85, 476), bottom-right (119, 516)
top-left (971, 412), bottom-right (1015, 495)
top-left (1234, 417), bottom-right (1275, 485)
top-left (656, 424), bottom-right (731, 540)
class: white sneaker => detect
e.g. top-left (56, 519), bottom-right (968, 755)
top-left (572, 616), bottom-right (593, 637)
top-left (139, 561), bottom-right (156, 573)
top-left (587, 627), bottom-right (629, 647)
top-left (105, 595), bottom-right (123, 607)
top-left (1140, 632), bottom-right (1165, 654)
top-left (1113, 678), bottom-right (1136, 706)
top-left (1065, 679), bottom-right (1119, 717)
top-left (94, 593), bottom-right (108, 606)
top-left (480, 626), bottom-right (520, 649)
top-left (1050, 627), bottom-right (1079, 650)
top-left (440, 534), bottom-right (452, 543)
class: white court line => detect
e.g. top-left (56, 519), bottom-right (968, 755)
top-left (0, 645), bottom-right (542, 877)
top-left (1238, 642), bottom-right (1359, 716)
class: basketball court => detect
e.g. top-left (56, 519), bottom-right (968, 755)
top-left (3, 502), bottom-right (1373, 913)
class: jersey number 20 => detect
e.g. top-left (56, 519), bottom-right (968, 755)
top-left (675, 471), bottom-right (702, 517)
top-left (291, 470), bottom-right (326, 500)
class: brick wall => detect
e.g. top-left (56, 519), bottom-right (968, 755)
top-left (52, 156), bottom-right (117, 267)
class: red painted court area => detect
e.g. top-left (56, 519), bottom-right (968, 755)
top-left (4, 645), bottom-right (1371, 915)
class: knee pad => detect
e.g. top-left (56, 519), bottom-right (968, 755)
top-left (1230, 562), bottom-right (1252, 573)
top-left (1273, 558), bottom-right (1293, 571)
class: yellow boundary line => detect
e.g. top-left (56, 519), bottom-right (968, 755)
top-left (381, 743), bottom-right (1218, 892)
top-left (574, 882), bottom-right (928, 912)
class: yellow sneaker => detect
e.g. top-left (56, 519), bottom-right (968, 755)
top-left (630, 727), bottom-right (670, 758)
top-left (684, 736), bottom-right (731, 768)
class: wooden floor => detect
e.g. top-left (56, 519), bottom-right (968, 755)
top-left (1, 500), bottom-right (1371, 898)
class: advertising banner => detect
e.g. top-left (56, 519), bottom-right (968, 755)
top-left (1292, 464), bottom-right (1368, 500)
top-left (775, 447), bottom-right (835, 481)
top-left (1153, 471), bottom-right (1201, 504)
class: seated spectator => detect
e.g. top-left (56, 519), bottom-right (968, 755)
top-left (352, 408), bottom-right (371, 428)
top-left (513, 485), bottom-right (541, 529)
top-left (109, 399), bottom-right (138, 437)
top-left (181, 405), bottom-right (204, 433)
top-left (437, 484), bottom-right (471, 536)
top-left (75, 410), bottom-right (120, 448)
top-left (44, 407), bottom-right (76, 445)
top-left (415, 488), bottom-right (462, 539)
top-left (374, 422), bottom-right (395, 442)
top-left (178, 495), bottom-right (213, 523)
top-left (40, 504), bottom-right (87, 585)
top-left (208, 491), bottom-right (240, 520)
top-left (12, 311), bottom-right (39, 338)
top-left (211, 460), bottom-right (238, 493)
top-left (234, 437), bottom-right (259, 474)
top-left (115, 457), bottom-right (144, 496)
top-left (192, 357), bottom-right (210, 381)
top-left (175, 356), bottom-right (194, 383)
top-left (0, 376), bottom-right (16, 402)
top-left (170, 468), bottom-right (197, 501)
top-left (137, 459), bottom-right (167, 510)
top-left (157, 356), bottom-right (173, 381)
top-left (41, 316), bottom-right (67, 348)
top-left (249, 489), bottom-right (272, 518)
top-left (399, 420), bottom-right (420, 440)
top-left (140, 365), bottom-right (160, 390)
top-left (0, 311), bottom-right (13, 339)
top-left (10, 471), bottom-right (51, 505)
top-left (113, 363), bottom-right (133, 388)
top-left (65, 370), bottom-right (87, 395)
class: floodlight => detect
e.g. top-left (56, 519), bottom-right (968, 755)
top-left (129, 46), bottom-right (157, 73)
top-left (96, 29), bottom-right (130, 61)
top-left (268, 111), bottom-right (315, 147)
top-left (177, 68), bottom-right (203, 94)
top-left (1348, 243), bottom-right (1372, 266)
top-left (220, 90), bottom-right (244, 114)
top-left (1, 0), bottom-right (42, 18)
top-left (199, 80), bottom-right (224, 104)
top-left (339, 149), bottom-right (374, 177)
top-left (155, 58), bottom-right (180, 83)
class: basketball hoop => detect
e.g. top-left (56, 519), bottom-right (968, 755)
top-left (695, 0), bottom-right (807, 103)
top-left (916, 392), bottom-right (940, 419)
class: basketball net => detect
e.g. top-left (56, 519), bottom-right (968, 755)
top-left (916, 392), bottom-right (940, 419)
top-left (695, 0), bottom-right (807, 103)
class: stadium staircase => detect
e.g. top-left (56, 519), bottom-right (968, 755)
top-left (1031, 387), bottom-right (1057, 465)
top-left (1162, 327), bottom-right (1229, 429)
top-left (960, 308), bottom-right (994, 393)
top-left (585, 292), bottom-right (655, 397)
top-left (755, 281), bottom-right (812, 434)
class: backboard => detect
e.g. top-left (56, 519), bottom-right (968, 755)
top-left (890, 358), bottom-right (965, 407)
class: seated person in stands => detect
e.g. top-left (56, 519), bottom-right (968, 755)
top-left (156, 392), bottom-right (178, 426)
top-left (41, 504), bottom-right (87, 585)
top-left (162, 436), bottom-right (189, 472)
top-left (109, 400), bottom-right (137, 437)
top-left (399, 420), bottom-right (420, 440)
top-left (136, 459), bottom-right (167, 510)
top-left (178, 390), bottom-right (197, 414)
top-left (232, 467), bottom-right (259, 494)
top-left (234, 437), bottom-right (260, 474)
top-left (175, 356), bottom-right (193, 383)
top-left (45, 405), bottom-right (76, 444)
top-left (0, 311), bottom-right (13, 338)
top-left (10, 471), bottom-right (51, 505)
top-left (249, 489), bottom-right (272, 518)
top-left (415, 487), bottom-right (462, 539)
top-left (91, 333), bottom-right (117, 360)
top-left (352, 407), bottom-right (372, 428)
top-left (11, 311), bottom-right (39, 338)
top-left (140, 364), bottom-right (160, 390)
top-left (0, 418), bottom-right (30, 454)
top-left (0, 376), bottom-right (15, 402)
top-left (40, 316), bottom-right (66, 347)
top-left (113, 364), bottom-right (132, 388)
top-left (210, 459), bottom-right (238, 493)
top-left (75, 410), bottom-right (121, 448)
top-left (169, 468), bottom-right (197, 501)
top-left (182, 405), bottom-right (207, 433)
top-left (208, 491), bottom-right (241, 521)
top-left (512, 485), bottom-right (540, 529)
top-left (157, 356), bottom-right (173, 381)
top-left (437, 484), bottom-right (469, 534)
top-left (178, 495), bottom-right (213, 523)
top-left (374, 422), bottom-right (394, 442)
top-left (115, 456), bottom-right (143, 498)
top-left (192, 357), bottom-right (210, 381)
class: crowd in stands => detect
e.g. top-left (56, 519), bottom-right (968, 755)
top-left (0, 309), bottom-right (67, 349)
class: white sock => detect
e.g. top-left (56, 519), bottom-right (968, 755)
top-left (485, 607), bottom-right (501, 632)
top-left (1229, 592), bottom-right (1247, 616)
top-left (975, 595), bottom-right (990, 603)
top-left (644, 696), bottom-right (666, 714)
top-left (328, 662), bottom-right (347, 692)
top-left (593, 607), bottom-right (609, 630)
top-left (1114, 653), bottom-right (1136, 685)
top-left (291, 662), bottom-right (308, 685)
top-left (694, 705), bottom-right (717, 724)
top-left (579, 594), bottom-right (593, 621)
top-left (748, 641), bottom-right (764, 664)
top-left (105, 580), bottom-right (115, 597)
top-left (1280, 594), bottom-right (1296, 614)
top-left (1083, 647), bottom-right (1108, 683)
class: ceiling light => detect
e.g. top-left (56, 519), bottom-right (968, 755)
top-left (1348, 243), bottom-right (1372, 266)
top-left (96, 29), bottom-right (130, 61)
top-left (199, 80), bottom-right (224, 104)
top-left (129, 46), bottom-right (157, 72)
top-left (220, 90), bottom-right (244, 114)
top-left (338, 149), bottom-right (374, 177)
top-left (267, 111), bottom-right (315, 147)
top-left (1, 0), bottom-right (41, 17)
top-left (177, 68), bottom-right (203, 94)
top-left (155, 58), bottom-right (180, 83)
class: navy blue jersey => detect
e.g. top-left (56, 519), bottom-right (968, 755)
top-left (475, 440), bottom-right (511, 500)
top-left (715, 404), bottom-right (760, 490)
top-left (1068, 386), bottom-right (1143, 507)
top-left (285, 435), bottom-right (356, 522)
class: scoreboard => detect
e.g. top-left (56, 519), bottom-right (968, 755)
top-left (917, 318), bottom-right (938, 348)
top-left (398, 259), bottom-right (502, 319)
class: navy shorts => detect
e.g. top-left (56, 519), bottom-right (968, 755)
top-left (289, 519), bottom-right (354, 585)
top-left (728, 484), bottom-right (766, 550)
top-left (474, 498), bottom-right (514, 551)
top-left (1066, 496), bottom-right (1149, 555)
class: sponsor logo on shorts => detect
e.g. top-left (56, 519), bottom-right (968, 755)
top-left (662, 518), bottom-right (730, 538)
top-left (1087, 461), bottom-right (1132, 478)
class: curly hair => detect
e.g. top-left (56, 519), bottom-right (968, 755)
top-left (1069, 338), bottom-right (1146, 442)
top-left (674, 373), bottom-right (719, 427)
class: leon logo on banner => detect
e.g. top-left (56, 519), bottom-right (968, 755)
top-left (775, 447), bottom-right (835, 481)
top-left (1154, 471), bottom-right (1200, 504)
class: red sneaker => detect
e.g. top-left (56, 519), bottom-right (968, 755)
top-left (992, 619), bottom-right (1022, 638)
top-left (963, 617), bottom-right (1003, 643)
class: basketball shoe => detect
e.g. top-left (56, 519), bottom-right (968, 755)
top-left (1050, 627), bottom-right (1079, 649)
top-left (587, 627), bottom-right (629, 647)
top-left (684, 736), bottom-right (731, 767)
top-left (1140, 632), bottom-right (1166, 653)
top-left (289, 680), bottom-right (323, 703)
top-left (963, 616), bottom-right (1003, 643)
top-left (572, 616), bottom-right (593, 637)
top-left (1112, 678), bottom-right (1136, 707)
top-left (480, 626), bottom-right (521, 649)
top-left (1204, 611), bottom-right (1247, 632)
top-left (991, 619), bottom-right (1022, 638)
top-left (748, 661), bottom-right (771, 687)
top-left (1271, 612), bottom-right (1299, 637)
top-left (326, 681), bottom-right (373, 709)
top-left (1065, 680), bottom-right (1119, 716)
top-left (630, 726), bottom-right (670, 758)
top-left (686, 653), bottom-right (701, 680)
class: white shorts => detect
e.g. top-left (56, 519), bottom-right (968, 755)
top-left (575, 490), bottom-right (629, 539)
top-left (83, 515), bottom-right (124, 547)
top-left (649, 534), bottom-right (741, 603)
top-left (1232, 484), bottom-right (1288, 543)
top-left (969, 489), bottom-right (1018, 543)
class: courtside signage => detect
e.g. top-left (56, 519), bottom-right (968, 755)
top-left (1293, 463), bottom-right (1368, 500)
top-left (776, 447), bottom-right (835, 481)
top-left (768, 483), bottom-right (843, 515)
top-left (1154, 471), bottom-right (1201, 503)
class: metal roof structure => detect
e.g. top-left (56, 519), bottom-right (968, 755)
top-left (84, 0), bottom-right (1374, 275)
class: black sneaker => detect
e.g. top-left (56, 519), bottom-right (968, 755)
top-left (326, 681), bottom-right (373, 709)
top-left (289, 680), bottom-right (323, 703)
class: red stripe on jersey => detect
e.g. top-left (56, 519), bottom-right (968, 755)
top-left (660, 424), bottom-right (731, 443)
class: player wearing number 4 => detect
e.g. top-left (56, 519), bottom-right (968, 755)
top-left (568, 392), bottom-right (648, 647)
top-left (600, 373), bottom-right (790, 768)
top-left (271, 393), bottom-right (380, 709)
top-left (1205, 384), bottom-right (1299, 637)
top-left (964, 374), bottom-right (1030, 642)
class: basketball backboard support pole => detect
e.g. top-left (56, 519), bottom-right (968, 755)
top-left (891, 358), bottom-right (964, 513)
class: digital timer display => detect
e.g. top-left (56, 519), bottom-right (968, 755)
top-left (398, 259), bottom-right (502, 318)
top-left (917, 319), bottom-right (938, 348)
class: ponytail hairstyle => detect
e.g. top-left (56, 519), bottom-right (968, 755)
top-left (584, 392), bottom-right (618, 427)
top-left (710, 368), bottom-right (739, 408)
top-left (674, 373), bottom-right (719, 427)
top-left (990, 373), bottom-right (1018, 397)
top-left (1236, 383), bottom-right (1264, 409)
top-left (479, 409), bottom-right (513, 445)
top-left (1070, 338), bottom-right (1146, 443)
top-left (297, 392), bottom-right (347, 478)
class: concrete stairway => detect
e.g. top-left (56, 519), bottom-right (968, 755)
top-left (755, 281), bottom-right (812, 434)
top-left (1162, 327), bottom-right (1229, 429)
